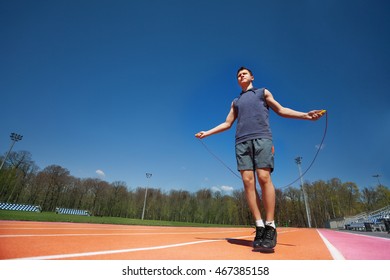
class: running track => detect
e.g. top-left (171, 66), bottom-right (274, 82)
top-left (0, 220), bottom-right (389, 260)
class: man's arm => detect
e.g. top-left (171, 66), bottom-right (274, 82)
top-left (195, 101), bottom-right (237, 139)
top-left (264, 89), bottom-right (324, 120)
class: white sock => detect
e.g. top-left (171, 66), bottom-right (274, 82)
top-left (265, 220), bottom-right (276, 228)
top-left (255, 219), bottom-right (264, 228)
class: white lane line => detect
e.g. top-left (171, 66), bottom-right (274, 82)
top-left (0, 230), bottom-right (247, 238)
top-left (316, 229), bottom-right (345, 260)
top-left (11, 235), bottom-right (254, 260)
top-left (323, 229), bottom-right (390, 241)
top-left (0, 227), bottom-right (159, 231)
top-left (0, 229), bottom-right (298, 238)
top-left (7, 229), bottom-right (299, 260)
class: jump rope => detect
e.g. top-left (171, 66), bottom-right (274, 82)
top-left (198, 110), bottom-right (328, 189)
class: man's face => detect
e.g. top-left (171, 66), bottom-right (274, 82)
top-left (237, 69), bottom-right (254, 86)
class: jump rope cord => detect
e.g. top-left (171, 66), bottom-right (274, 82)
top-left (198, 138), bottom-right (242, 180)
top-left (280, 111), bottom-right (328, 189)
top-left (198, 111), bottom-right (328, 189)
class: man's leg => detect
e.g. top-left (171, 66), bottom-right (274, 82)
top-left (256, 168), bottom-right (277, 249)
top-left (236, 140), bottom-right (267, 248)
top-left (240, 170), bottom-right (262, 221)
top-left (256, 168), bottom-right (275, 221)
top-left (241, 170), bottom-right (265, 248)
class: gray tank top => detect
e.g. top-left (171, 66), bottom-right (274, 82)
top-left (233, 87), bottom-right (272, 144)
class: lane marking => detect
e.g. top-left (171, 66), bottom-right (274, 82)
top-left (0, 230), bottom-right (248, 238)
top-left (316, 229), bottom-right (345, 260)
top-left (323, 229), bottom-right (390, 241)
top-left (0, 229), bottom-right (297, 238)
top-left (7, 230), bottom-right (298, 260)
top-left (11, 235), bottom-right (254, 260)
top-left (0, 227), bottom-right (160, 231)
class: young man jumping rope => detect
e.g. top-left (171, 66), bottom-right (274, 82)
top-left (195, 67), bottom-right (325, 249)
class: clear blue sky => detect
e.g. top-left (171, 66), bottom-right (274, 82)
top-left (1, 0), bottom-right (389, 194)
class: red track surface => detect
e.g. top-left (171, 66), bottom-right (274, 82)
top-left (0, 220), bottom-right (389, 260)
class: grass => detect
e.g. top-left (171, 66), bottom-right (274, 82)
top-left (0, 210), bottom-right (242, 228)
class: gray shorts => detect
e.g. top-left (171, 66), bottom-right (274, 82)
top-left (235, 138), bottom-right (274, 172)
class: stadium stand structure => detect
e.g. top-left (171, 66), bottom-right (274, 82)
top-left (55, 207), bottom-right (90, 216)
top-left (327, 205), bottom-right (390, 232)
top-left (0, 202), bottom-right (41, 212)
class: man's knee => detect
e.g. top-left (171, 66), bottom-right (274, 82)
top-left (240, 170), bottom-right (255, 185)
top-left (257, 169), bottom-right (272, 185)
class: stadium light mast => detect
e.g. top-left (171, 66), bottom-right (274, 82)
top-left (0, 133), bottom-right (23, 172)
top-left (141, 172), bottom-right (152, 220)
top-left (372, 174), bottom-right (382, 186)
top-left (295, 156), bottom-right (312, 228)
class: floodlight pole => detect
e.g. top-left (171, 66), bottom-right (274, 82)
top-left (295, 156), bottom-right (312, 228)
top-left (372, 174), bottom-right (382, 186)
top-left (0, 133), bottom-right (23, 172)
top-left (141, 172), bottom-right (152, 220)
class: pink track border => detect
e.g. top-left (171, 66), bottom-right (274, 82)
top-left (318, 229), bottom-right (390, 260)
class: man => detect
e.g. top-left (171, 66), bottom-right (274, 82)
top-left (195, 66), bottom-right (324, 249)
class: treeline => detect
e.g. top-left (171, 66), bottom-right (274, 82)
top-left (1, 150), bottom-right (389, 227)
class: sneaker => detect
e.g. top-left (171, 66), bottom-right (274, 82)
top-left (253, 226), bottom-right (265, 248)
top-left (261, 225), bottom-right (277, 249)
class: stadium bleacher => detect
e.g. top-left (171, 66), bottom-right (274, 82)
top-left (55, 207), bottom-right (90, 216)
top-left (0, 202), bottom-right (41, 212)
top-left (329, 205), bottom-right (390, 232)
top-left (0, 202), bottom-right (90, 216)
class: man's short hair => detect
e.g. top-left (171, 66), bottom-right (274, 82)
top-left (236, 66), bottom-right (253, 77)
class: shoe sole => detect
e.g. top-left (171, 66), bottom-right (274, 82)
top-left (253, 247), bottom-right (275, 253)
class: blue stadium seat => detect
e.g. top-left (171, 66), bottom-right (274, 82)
top-left (0, 202), bottom-right (41, 212)
top-left (55, 207), bottom-right (90, 216)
